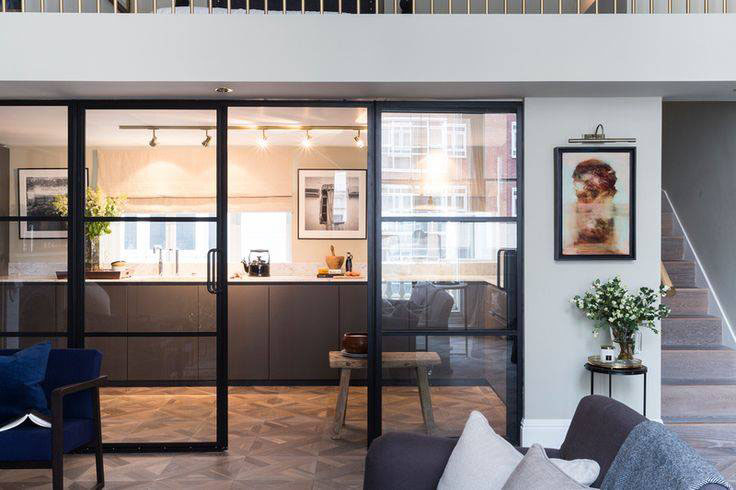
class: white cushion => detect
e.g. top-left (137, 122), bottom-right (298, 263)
top-left (438, 411), bottom-right (522, 490)
top-left (551, 457), bottom-right (600, 487)
top-left (438, 411), bottom-right (600, 489)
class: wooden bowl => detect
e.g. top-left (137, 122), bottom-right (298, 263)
top-left (326, 255), bottom-right (345, 269)
top-left (342, 332), bottom-right (368, 354)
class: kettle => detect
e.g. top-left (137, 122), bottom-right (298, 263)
top-left (242, 249), bottom-right (270, 277)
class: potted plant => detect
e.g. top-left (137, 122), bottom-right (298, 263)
top-left (572, 276), bottom-right (671, 361)
top-left (53, 188), bottom-right (126, 271)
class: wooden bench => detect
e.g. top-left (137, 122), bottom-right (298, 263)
top-left (328, 350), bottom-right (442, 439)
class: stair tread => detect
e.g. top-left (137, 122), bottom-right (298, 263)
top-left (663, 345), bottom-right (731, 351)
top-left (666, 315), bottom-right (719, 319)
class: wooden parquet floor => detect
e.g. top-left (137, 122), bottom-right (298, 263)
top-left (0, 385), bottom-right (504, 489)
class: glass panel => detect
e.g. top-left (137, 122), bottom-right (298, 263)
top-left (381, 335), bottom-right (517, 440)
top-left (381, 222), bottom-right (516, 331)
top-left (85, 109), bottom-right (217, 218)
top-left (0, 106), bottom-right (68, 218)
top-left (0, 222), bottom-right (68, 335)
top-left (227, 106), bottom-right (368, 278)
top-left (90, 337), bottom-right (216, 443)
top-left (86, 221), bottom-right (212, 280)
top-left (381, 112), bottom-right (517, 218)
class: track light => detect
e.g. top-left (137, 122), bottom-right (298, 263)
top-left (301, 130), bottom-right (312, 148)
top-left (149, 129), bottom-right (158, 147)
top-left (354, 129), bottom-right (365, 148)
top-left (202, 130), bottom-right (212, 147)
top-left (258, 129), bottom-right (269, 149)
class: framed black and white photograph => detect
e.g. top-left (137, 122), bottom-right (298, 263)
top-left (18, 168), bottom-right (88, 239)
top-left (298, 169), bottom-right (366, 240)
top-left (554, 147), bottom-right (636, 260)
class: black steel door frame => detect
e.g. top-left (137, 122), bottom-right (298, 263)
top-left (0, 98), bottom-right (523, 451)
top-left (73, 100), bottom-right (229, 452)
top-left (368, 101), bottom-right (524, 445)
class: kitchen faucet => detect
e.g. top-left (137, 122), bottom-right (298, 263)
top-left (153, 246), bottom-right (163, 276)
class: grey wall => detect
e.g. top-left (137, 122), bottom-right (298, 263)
top-left (523, 97), bottom-right (662, 447)
top-left (662, 102), bottom-right (736, 346)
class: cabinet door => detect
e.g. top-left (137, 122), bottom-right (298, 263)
top-left (85, 283), bottom-right (127, 332)
top-left (339, 284), bottom-right (368, 379)
top-left (269, 285), bottom-right (339, 380)
top-left (228, 285), bottom-right (269, 380)
top-left (127, 285), bottom-right (198, 332)
top-left (339, 284), bottom-right (368, 338)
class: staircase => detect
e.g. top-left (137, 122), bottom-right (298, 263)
top-left (661, 208), bottom-right (736, 453)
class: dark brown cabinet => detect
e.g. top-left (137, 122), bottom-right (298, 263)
top-left (16, 280), bottom-right (367, 383)
top-left (269, 285), bottom-right (339, 380)
top-left (228, 285), bottom-right (269, 380)
top-left (127, 285), bottom-right (199, 332)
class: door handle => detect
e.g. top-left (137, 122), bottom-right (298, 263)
top-left (206, 248), bottom-right (217, 294)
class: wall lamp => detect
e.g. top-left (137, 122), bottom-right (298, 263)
top-left (568, 124), bottom-right (636, 144)
top-left (201, 130), bottom-right (212, 147)
top-left (148, 129), bottom-right (157, 147)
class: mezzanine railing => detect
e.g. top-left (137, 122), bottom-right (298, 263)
top-left (1, 0), bottom-right (730, 16)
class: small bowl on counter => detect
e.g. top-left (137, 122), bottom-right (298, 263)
top-left (111, 261), bottom-right (127, 272)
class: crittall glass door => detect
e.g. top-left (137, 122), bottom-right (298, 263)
top-left (372, 103), bottom-right (522, 444)
top-left (0, 105), bottom-right (71, 353)
top-left (79, 105), bottom-right (227, 450)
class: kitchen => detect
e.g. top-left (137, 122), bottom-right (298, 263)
top-left (0, 104), bottom-right (517, 446)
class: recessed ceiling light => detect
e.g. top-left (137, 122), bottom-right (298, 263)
top-left (215, 87), bottom-right (233, 94)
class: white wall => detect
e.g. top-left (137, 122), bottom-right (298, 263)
top-left (522, 97), bottom-right (662, 447)
top-left (1, 15), bottom-right (735, 88)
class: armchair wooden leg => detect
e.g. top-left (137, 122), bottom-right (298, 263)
top-left (93, 387), bottom-right (105, 489)
top-left (51, 401), bottom-right (64, 490)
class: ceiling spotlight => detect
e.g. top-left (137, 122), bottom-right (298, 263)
top-left (354, 129), bottom-right (365, 148)
top-left (202, 130), bottom-right (212, 147)
top-left (258, 129), bottom-right (269, 149)
top-left (301, 130), bottom-right (312, 148)
top-left (215, 87), bottom-right (233, 94)
top-left (149, 129), bottom-right (158, 147)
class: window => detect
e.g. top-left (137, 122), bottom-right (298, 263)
top-left (510, 121), bottom-right (517, 159)
top-left (382, 116), bottom-right (468, 171)
top-left (230, 211), bottom-right (292, 264)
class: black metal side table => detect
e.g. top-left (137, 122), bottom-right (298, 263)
top-left (584, 363), bottom-right (648, 416)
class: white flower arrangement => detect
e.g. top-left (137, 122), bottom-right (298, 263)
top-left (571, 276), bottom-right (671, 338)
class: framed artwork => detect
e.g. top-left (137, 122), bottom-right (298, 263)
top-left (554, 147), bottom-right (635, 260)
top-left (18, 168), bottom-right (88, 239)
top-left (298, 169), bottom-right (366, 240)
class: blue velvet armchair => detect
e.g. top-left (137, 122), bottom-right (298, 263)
top-left (0, 348), bottom-right (107, 489)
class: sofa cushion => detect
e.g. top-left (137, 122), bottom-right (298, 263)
top-left (559, 395), bottom-right (645, 488)
top-left (438, 411), bottom-right (600, 489)
top-left (0, 418), bottom-right (94, 461)
top-left (438, 411), bottom-right (522, 490)
top-left (502, 444), bottom-right (587, 490)
top-left (0, 342), bottom-right (52, 421)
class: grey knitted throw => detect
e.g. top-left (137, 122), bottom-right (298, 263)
top-left (601, 420), bottom-right (731, 490)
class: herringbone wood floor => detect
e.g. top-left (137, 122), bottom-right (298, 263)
top-left (0, 385), bottom-right (504, 489)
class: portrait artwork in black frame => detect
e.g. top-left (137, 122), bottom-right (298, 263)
top-left (554, 146), bottom-right (636, 260)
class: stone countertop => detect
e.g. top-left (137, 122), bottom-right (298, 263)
top-left (0, 274), bottom-right (367, 284)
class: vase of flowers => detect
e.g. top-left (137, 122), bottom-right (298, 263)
top-left (53, 188), bottom-right (126, 271)
top-left (572, 276), bottom-right (670, 361)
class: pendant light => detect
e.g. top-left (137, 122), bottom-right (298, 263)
top-left (301, 129), bottom-right (312, 148)
top-left (149, 129), bottom-right (158, 147)
top-left (258, 129), bottom-right (269, 149)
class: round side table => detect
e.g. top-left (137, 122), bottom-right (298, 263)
top-left (584, 362), bottom-right (648, 416)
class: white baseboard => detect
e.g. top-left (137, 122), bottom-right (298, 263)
top-left (521, 417), bottom-right (664, 449)
top-left (520, 418), bottom-right (571, 449)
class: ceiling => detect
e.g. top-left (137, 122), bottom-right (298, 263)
top-left (0, 106), bottom-right (369, 147)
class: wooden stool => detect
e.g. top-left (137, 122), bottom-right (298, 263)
top-left (328, 350), bottom-right (442, 440)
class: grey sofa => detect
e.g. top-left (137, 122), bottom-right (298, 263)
top-left (364, 395), bottom-right (727, 489)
